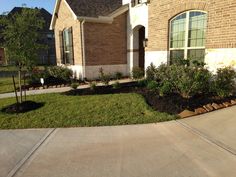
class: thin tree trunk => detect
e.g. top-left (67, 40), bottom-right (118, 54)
top-left (18, 66), bottom-right (22, 103)
top-left (24, 73), bottom-right (26, 101)
top-left (12, 75), bottom-right (19, 104)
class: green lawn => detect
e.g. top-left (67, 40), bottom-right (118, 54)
top-left (0, 77), bottom-right (17, 94)
top-left (0, 93), bottom-right (177, 129)
top-left (0, 65), bottom-right (45, 72)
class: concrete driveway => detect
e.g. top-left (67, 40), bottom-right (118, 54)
top-left (1, 107), bottom-right (236, 177)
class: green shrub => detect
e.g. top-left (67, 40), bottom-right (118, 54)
top-left (99, 68), bottom-right (111, 86)
top-left (146, 80), bottom-right (159, 91)
top-left (155, 64), bottom-right (212, 98)
top-left (47, 66), bottom-right (73, 82)
top-left (114, 72), bottom-right (123, 80)
top-left (112, 81), bottom-right (121, 89)
top-left (71, 82), bottom-right (79, 90)
top-left (146, 63), bottom-right (158, 81)
top-left (159, 81), bottom-right (173, 96)
top-left (211, 67), bottom-right (236, 98)
top-left (132, 67), bottom-right (144, 80)
top-left (137, 79), bottom-right (148, 87)
top-left (89, 82), bottom-right (97, 91)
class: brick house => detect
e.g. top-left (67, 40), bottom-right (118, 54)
top-left (51, 0), bottom-right (236, 79)
top-left (0, 7), bottom-right (56, 65)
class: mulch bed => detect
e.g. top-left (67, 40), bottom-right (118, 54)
top-left (1, 101), bottom-right (44, 114)
top-left (64, 82), bottom-right (236, 115)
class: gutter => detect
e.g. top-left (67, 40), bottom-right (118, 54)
top-left (80, 20), bottom-right (86, 80)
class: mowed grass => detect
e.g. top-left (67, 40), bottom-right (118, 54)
top-left (0, 77), bottom-right (17, 94)
top-left (0, 93), bottom-right (177, 129)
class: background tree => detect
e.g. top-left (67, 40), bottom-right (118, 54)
top-left (0, 8), bottom-right (45, 103)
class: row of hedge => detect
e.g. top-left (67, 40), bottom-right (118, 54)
top-left (139, 63), bottom-right (236, 98)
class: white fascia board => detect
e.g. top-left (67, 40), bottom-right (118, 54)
top-left (50, 0), bottom-right (61, 30)
top-left (108, 4), bottom-right (129, 18)
top-left (50, 0), bottom-right (78, 30)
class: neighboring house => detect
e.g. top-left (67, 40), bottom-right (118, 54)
top-left (50, 0), bottom-right (236, 80)
top-left (0, 7), bottom-right (56, 65)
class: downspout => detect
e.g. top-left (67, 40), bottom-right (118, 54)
top-left (80, 20), bottom-right (86, 80)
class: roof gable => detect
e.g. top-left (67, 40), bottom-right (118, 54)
top-left (66, 0), bottom-right (123, 17)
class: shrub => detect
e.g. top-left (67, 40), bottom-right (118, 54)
top-left (146, 80), bottom-right (159, 91)
top-left (146, 63), bottom-right (158, 81)
top-left (71, 82), bottom-right (79, 90)
top-left (89, 82), bottom-right (97, 91)
top-left (211, 67), bottom-right (236, 98)
top-left (112, 81), bottom-right (121, 89)
top-left (132, 67), bottom-right (144, 80)
top-left (154, 64), bottom-right (212, 98)
top-left (137, 79), bottom-right (148, 87)
top-left (47, 66), bottom-right (73, 82)
top-left (99, 68), bottom-right (111, 86)
top-left (114, 72), bottom-right (123, 80)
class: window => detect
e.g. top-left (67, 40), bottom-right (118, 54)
top-left (59, 27), bottom-right (74, 65)
top-left (169, 11), bottom-right (207, 65)
top-left (131, 0), bottom-right (142, 7)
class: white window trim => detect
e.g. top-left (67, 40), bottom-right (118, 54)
top-left (169, 10), bottom-right (207, 60)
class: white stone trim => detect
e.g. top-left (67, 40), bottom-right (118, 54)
top-left (145, 51), bottom-right (168, 70)
top-left (205, 48), bottom-right (236, 73)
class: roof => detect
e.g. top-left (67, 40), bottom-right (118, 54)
top-left (9, 7), bottom-right (52, 31)
top-left (66, 0), bottom-right (123, 17)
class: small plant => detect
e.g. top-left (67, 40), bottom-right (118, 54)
top-left (114, 72), bottom-right (123, 80)
top-left (159, 81), bottom-right (173, 96)
top-left (147, 80), bottom-right (159, 91)
top-left (99, 68), bottom-right (111, 86)
top-left (112, 81), bottom-right (121, 89)
top-left (146, 63), bottom-right (157, 81)
top-left (71, 82), bottom-right (79, 90)
top-left (132, 67), bottom-right (144, 80)
top-left (137, 79), bottom-right (148, 87)
top-left (89, 82), bottom-right (97, 91)
top-left (211, 67), bottom-right (236, 98)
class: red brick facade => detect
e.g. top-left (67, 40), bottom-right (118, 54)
top-left (84, 13), bottom-right (127, 66)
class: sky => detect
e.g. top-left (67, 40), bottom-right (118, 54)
top-left (0, 0), bottom-right (56, 14)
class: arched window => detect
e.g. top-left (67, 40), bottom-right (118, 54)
top-left (169, 11), bottom-right (207, 64)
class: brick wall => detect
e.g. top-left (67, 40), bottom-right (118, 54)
top-left (147, 0), bottom-right (236, 51)
top-left (84, 13), bottom-right (127, 66)
top-left (54, 0), bottom-right (83, 65)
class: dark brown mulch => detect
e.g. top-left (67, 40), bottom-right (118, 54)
top-left (1, 101), bottom-right (45, 114)
top-left (64, 82), bottom-right (236, 115)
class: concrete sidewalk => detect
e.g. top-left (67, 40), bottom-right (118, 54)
top-left (0, 110), bottom-right (236, 177)
top-left (0, 79), bottom-right (133, 99)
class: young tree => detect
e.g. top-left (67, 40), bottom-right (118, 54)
top-left (0, 8), bottom-right (45, 103)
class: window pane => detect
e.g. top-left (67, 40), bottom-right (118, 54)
top-left (187, 49), bottom-right (205, 65)
top-left (170, 50), bottom-right (184, 64)
top-left (188, 12), bottom-right (207, 47)
top-left (170, 13), bottom-right (186, 48)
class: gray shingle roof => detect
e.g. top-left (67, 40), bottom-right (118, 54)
top-left (65, 0), bottom-right (123, 17)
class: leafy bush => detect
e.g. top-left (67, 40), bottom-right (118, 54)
top-left (146, 80), bottom-right (159, 91)
top-left (211, 67), bottom-right (236, 97)
top-left (47, 66), bottom-right (72, 82)
top-left (132, 67), bottom-right (144, 80)
top-left (112, 81), bottom-right (121, 89)
top-left (28, 66), bottom-right (73, 85)
top-left (99, 68), bottom-right (111, 86)
top-left (114, 72), bottom-right (123, 80)
top-left (89, 82), bottom-right (97, 91)
top-left (137, 79), bottom-right (148, 87)
top-left (153, 64), bottom-right (212, 98)
top-left (146, 63), bottom-right (158, 81)
top-left (71, 82), bottom-right (79, 90)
